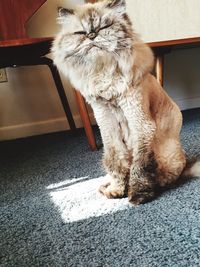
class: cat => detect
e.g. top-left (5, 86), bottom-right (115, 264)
top-left (52, 0), bottom-right (200, 204)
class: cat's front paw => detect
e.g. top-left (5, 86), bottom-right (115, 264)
top-left (128, 182), bottom-right (155, 205)
top-left (99, 183), bottom-right (125, 199)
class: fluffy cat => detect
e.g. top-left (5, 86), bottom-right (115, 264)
top-left (52, 0), bottom-right (200, 204)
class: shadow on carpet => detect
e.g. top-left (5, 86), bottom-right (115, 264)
top-left (0, 109), bottom-right (200, 267)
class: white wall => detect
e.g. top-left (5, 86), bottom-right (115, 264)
top-left (0, 0), bottom-right (199, 140)
top-left (126, 0), bottom-right (200, 42)
top-left (164, 47), bottom-right (200, 110)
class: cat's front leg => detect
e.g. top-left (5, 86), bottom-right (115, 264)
top-left (119, 94), bottom-right (157, 204)
top-left (99, 145), bottom-right (130, 198)
top-left (91, 101), bottom-right (130, 199)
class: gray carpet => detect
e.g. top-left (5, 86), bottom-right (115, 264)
top-left (0, 109), bottom-right (200, 267)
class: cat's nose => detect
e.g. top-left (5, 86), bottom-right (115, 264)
top-left (87, 32), bottom-right (97, 40)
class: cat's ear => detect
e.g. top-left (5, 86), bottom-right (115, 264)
top-left (105, 0), bottom-right (126, 13)
top-left (58, 7), bottom-right (74, 17)
top-left (57, 7), bottom-right (75, 24)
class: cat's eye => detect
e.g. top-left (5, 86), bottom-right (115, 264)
top-left (99, 23), bottom-right (113, 31)
top-left (74, 31), bottom-right (87, 35)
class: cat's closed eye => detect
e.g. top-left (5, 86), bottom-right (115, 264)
top-left (99, 23), bottom-right (113, 31)
top-left (74, 25), bottom-right (111, 35)
top-left (74, 31), bottom-right (87, 35)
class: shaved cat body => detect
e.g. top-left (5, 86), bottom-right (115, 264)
top-left (52, 0), bottom-right (198, 204)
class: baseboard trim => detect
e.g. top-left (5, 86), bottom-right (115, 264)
top-left (1, 97), bottom-right (199, 141)
top-left (175, 96), bottom-right (200, 110)
top-left (0, 113), bottom-right (96, 141)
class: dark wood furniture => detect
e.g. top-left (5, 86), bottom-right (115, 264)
top-left (0, 0), bottom-right (78, 143)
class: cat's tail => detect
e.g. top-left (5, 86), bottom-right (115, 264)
top-left (182, 160), bottom-right (200, 178)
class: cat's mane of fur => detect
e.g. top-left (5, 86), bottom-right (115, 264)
top-left (52, 0), bottom-right (199, 204)
top-left (52, 0), bottom-right (154, 100)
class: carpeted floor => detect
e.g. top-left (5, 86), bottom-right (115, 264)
top-left (0, 109), bottom-right (200, 267)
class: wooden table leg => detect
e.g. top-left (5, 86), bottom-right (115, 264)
top-left (155, 55), bottom-right (164, 86)
top-left (47, 62), bottom-right (76, 131)
top-left (74, 90), bottom-right (97, 151)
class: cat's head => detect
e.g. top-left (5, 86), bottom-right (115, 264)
top-left (55, 0), bottom-right (134, 61)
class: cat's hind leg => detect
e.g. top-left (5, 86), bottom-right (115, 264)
top-left (155, 138), bottom-right (186, 187)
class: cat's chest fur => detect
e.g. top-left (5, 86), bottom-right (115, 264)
top-left (67, 55), bottom-right (131, 103)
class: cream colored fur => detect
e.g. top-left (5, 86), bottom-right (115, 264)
top-left (52, 0), bottom-right (199, 204)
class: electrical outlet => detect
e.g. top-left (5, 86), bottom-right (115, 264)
top-left (0, 69), bottom-right (8, 83)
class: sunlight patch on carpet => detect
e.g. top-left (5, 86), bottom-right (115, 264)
top-left (47, 176), bottom-right (132, 223)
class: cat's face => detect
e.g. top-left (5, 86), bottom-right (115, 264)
top-left (56, 0), bottom-right (133, 61)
